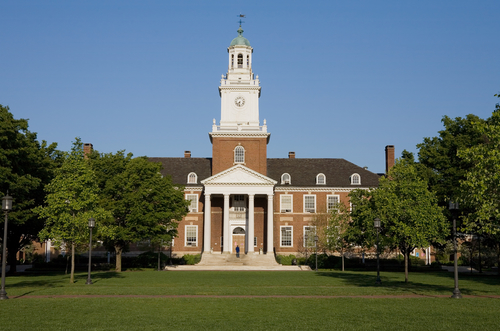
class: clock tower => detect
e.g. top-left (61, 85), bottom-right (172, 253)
top-left (210, 25), bottom-right (270, 175)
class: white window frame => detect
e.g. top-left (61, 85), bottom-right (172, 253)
top-left (280, 226), bottom-right (293, 247)
top-left (351, 173), bottom-right (361, 185)
top-left (303, 195), bottom-right (316, 213)
top-left (185, 194), bottom-right (198, 213)
top-left (281, 173), bottom-right (291, 185)
top-left (234, 146), bottom-right (245, 163)
top-left (327, 195), bottom-right (340, 213)
top-left (303, 226), bottom-right (316, 247)
top-left (316, 173), bottom-right (326, 185)
top-left (185, 225), bottom-right (198, 247)
top-left (280, 194), bottom-right (293, 213)
top-left (187, 172), bottom-right (197, 184)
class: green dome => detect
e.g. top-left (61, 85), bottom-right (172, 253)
top-left (229, 26), bottom-right (251, 46)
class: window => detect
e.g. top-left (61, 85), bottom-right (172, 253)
top-left (304, 195), bottom-right (316, 213)
top-left (254, 236), bottom-right (257, 247)
top-left (303, 226), bottom-right (316, 247)
top-left (316, 173), bottom-right (326, 185)
top-left (351, 173), bottom-right (361, 185)
top-left (327, 195), bottom-right (340, 213)
top-left (237, 54), bottom-right (243, 68)
top-left (234, 146), bottom-right (245, 163)
top-left (280, 195), bottom-right (293, 213)
top-left (185, 225), bottom-right (197, 246)
top-left (281, 173), bottom-right (291, 185)
top-left (231, 54), bottom-right (234, 68)
top-left (233, 194), bottom-right (245, 211)
top-left (246, 55), bottom-right (249, 66)
top-left (280, 226), bottom-right (293, 247)
top-left (187, 172), bottom-right (197, 184)
top-left (186, 194), bottom-right (198, 213)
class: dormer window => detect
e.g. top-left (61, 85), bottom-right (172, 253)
top-left (234, 146), bottom-right (245, 163)
top-left (281, 173), bottom-right (291, 185)
top-left (350, 173), bottom-right (361, 185)
top-left (237, 54), bottom-right (243, 68)
top-left (316, 173), bottom-right (326, 185)
top-left (187, 172), bottom-right (197, 184)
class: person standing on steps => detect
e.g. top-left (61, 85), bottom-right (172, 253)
top-left (236, 245), bottom-right (240, 258)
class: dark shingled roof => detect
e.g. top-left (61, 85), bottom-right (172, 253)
top-left (148, 157), bottom-right (380, 188)
top-left (267, 158), bottom-right (380, 188)
top-left (148, 157), bottom-right (212, 186)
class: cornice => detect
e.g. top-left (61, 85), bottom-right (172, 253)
top-left (274, 186), bottom-right (373, 193)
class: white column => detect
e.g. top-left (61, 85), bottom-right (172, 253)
top-left (223, 194), bottom-right (230, 254)
top-left (267, 194), bottom-right (274, 254)
top-left (247, 194), bottom-right (255, 253)
top-left (203, 194), bottom-right (211, 253)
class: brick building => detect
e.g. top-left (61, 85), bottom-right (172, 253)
top-left (149, 25), bottom-right (391, 259)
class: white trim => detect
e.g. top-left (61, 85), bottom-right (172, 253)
top-left (281, 173), bottom-right (291, 185)
top-left (280, 194), bottom-right (293, 213)
top-left (303, 194), bottom-right (316, 213)
top-left (185, 225), bottom-right (198, 247)
top-left (274, 187), bottom-right (373, 192)
top-left (280, 226), bottom-right (293, 247)
top-left (183, 187), bottom-right (203, 192)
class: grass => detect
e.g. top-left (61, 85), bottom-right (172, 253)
top-left (1, 269), bottom-right (499, 330)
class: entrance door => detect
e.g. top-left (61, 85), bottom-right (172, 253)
top-left (232, 227), bottom-right (245, 254)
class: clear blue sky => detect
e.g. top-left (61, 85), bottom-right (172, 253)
top-left (2, 1), bottom-right (499, 174)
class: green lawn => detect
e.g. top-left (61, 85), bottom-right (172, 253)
top-left (1, 270), bottom-right (499, 330)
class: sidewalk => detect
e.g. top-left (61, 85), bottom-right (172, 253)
top-left (441, 265), bottom-right (497, 275)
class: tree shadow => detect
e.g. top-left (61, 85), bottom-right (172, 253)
top-left (314, 271), bottom-right (500, 296)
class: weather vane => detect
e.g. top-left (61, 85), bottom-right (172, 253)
top-left (237, 14), bottom-right (246, 26)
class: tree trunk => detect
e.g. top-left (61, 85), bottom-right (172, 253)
top-left (341, 249), bottom-right (345, 271)
top-left (404, 250), bottom-right (409, 283)
top-left (70, 242), bottom-right (75, 284)
top-left (115, 245), bottom-right (123, 272)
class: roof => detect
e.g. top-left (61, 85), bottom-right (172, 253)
top-left (148, 157), bottom-right (212, 187)
top-left (149, 157), bottom-right (380, 189)
top-left (229, 26), bottom-right (251, 47)
top-left (267, 158), bottom-right (380, 188)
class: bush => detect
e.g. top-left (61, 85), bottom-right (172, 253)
top-left (134, 251), bottom-right (169, 268)
top-left (182, 254), bottom-right (201, 265)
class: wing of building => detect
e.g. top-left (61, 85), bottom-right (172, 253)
top-left (149, 25), bottom-right (394, 257)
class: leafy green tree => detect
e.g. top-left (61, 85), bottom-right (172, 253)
top-left (459, 95), bottom-right (500, 237)
top-left (90, 152), bottom-right (188, 272)
top-left (37, 138), bottom-right (108, 283)
top-left (0, 105), bottom-right (62, 273)
top-left (322, 202), bottom-right (352, 271)
top-left (350, 159), bottom-right (447, 282)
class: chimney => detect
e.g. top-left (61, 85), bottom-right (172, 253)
top-left (83, 143), bottom-right (93, 159)
top-left (184, 151), bottom-right (191, 158)
top-left (385, 145), bottom-right (395, 173)
top-left (288, 151), bottom-right (295, 159)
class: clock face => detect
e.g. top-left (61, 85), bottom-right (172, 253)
top-left (234, 96), bottom-right (245, 107)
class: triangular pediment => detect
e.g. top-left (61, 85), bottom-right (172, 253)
top-left (201, 165), bottom-right (277, 186)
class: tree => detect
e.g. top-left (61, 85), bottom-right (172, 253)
top-left (322, 202), bottom-right (352, 271)
top-left (37, 138), bottom-right (108, 283)
top-left (90, 152), bottom-right (188, 272)
top-left (459, 95), bottom-right (500, 237)
top-left (350, 158), bottom-right (448, 282)
top-left (0, 105), bottom-right (62, 273)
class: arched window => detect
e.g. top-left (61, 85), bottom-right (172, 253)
top-left (350, 173), bottom-right (361, 185)
top-left (246, 55), bottom-right (249, 66)
top-left (231, 54), bottom-right (234, 68)
top-left (316, 173), bottom-right (326, 185)
top-left (281, 173), bottom-right (291, 185)
top-left (237, 54), bottom-right (243, 68)
top-left (234, 146), bottom-right (245, 163)
top-left (187, 172), bottom-right (197, 184)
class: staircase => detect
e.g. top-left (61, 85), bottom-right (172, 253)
top-left (165, 253), bottom-right (310, 271)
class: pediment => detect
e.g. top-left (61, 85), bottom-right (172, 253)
top-left (201, 165), bottom-right (277, 186)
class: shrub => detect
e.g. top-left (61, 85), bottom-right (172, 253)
top-left (182, 254), bottom-right (201, 265)
top-left (275, 254), bottom-right (296, 265)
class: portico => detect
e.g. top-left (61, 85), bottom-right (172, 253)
top-left (201, 165), bottom-right (276, 255)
